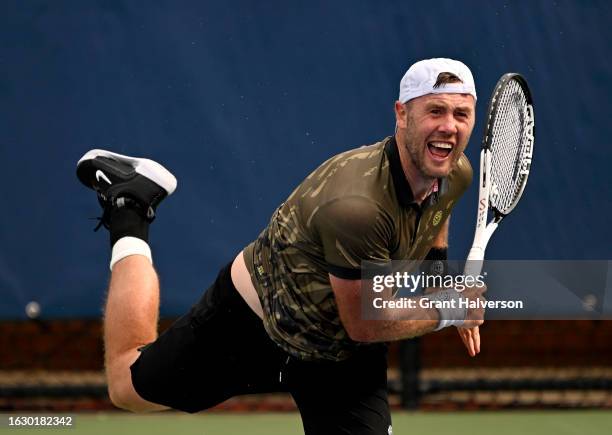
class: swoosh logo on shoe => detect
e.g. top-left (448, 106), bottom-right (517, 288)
top-left (95, 170), bottom-right (112, 185)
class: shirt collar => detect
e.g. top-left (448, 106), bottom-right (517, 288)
top-left (384, 136), bottom-right (448, 209)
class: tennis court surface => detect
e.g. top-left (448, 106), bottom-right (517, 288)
top-left (1, 411), bottom-right (611, 435)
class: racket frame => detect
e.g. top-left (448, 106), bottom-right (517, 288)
top-left (465, 73), bottom-right (534, 276)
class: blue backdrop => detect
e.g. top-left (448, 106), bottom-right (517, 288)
top-left (1, 0), bottom-right (611, 318)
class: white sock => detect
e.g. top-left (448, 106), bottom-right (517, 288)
top-left (110, 236), bottom-right (153, 271)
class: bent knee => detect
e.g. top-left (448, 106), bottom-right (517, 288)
top-left (106, 351), bottom-right (166, 412)
top-left (107, 379), bottom-right (139, 412)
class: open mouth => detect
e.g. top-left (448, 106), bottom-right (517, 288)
top-left (427, 141), bottom-right (453, 159)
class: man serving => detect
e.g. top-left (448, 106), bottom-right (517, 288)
top-left (77, 58), bottom-right (486, 435)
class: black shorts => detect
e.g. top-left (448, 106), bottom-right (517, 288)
top-left (130, 261), bottom-right (391, 435)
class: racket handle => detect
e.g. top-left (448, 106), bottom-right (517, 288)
top-left (464, 247), bottom-right (484, 277)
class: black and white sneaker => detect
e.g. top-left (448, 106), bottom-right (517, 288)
top-left (76, 149), bottom-right (177, 230)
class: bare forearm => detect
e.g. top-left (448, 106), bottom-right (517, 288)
top-left (331, 272), bottom-right (451, 343)
top-left (348, 296), bottom-right (440, 342)
top-left (354, 319), bottom-right (437, 342)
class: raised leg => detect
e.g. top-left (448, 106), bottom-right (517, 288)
top-left (103, 255), bottom-right (168, 411)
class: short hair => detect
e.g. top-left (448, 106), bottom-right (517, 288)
top-left (433, 72), bottom-right (463, 88)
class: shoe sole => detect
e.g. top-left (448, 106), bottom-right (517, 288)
top-left (77, 149), bottom-right (177, 195)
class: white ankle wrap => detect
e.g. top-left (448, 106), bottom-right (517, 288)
top-left (110, 236), bottom-right (152, 270)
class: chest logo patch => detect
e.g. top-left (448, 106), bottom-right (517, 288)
top-left (432, 210), bottom-right (444, 226)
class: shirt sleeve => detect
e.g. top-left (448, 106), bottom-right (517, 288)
top-left (311, 196), bottom-right (394, 279)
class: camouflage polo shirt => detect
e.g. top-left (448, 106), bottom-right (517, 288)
top-left (243, 135), bottom-right (473, 361)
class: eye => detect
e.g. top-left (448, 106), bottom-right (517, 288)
top-left (430, 108), bottom-right (442, 115)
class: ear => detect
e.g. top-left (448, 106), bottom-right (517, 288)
top-left (394, 101), bottom-right (408, 129)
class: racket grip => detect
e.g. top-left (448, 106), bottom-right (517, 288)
top-left (464, 247), bottom-right (484, 278)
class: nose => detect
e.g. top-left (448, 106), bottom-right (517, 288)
top-left (437, 113), bottom-right (458, 135)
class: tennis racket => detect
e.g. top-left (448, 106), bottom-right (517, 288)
top-left (464, 73), bottom-right (535, 278)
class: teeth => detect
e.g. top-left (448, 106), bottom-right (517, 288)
top-left (429, 142), bottom-right (453, 149)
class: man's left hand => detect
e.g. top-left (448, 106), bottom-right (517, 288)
top-left (457, 326), bottom-right (480, 357)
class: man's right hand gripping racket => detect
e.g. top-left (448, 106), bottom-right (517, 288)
top-left (465, 73), bottom-right (535, 278)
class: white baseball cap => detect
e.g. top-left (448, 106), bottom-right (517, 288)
top-left (398, 58), bottom-right (477, 103)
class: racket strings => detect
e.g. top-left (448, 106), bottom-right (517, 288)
top-left (488, 80), bottom-right (532, 214)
